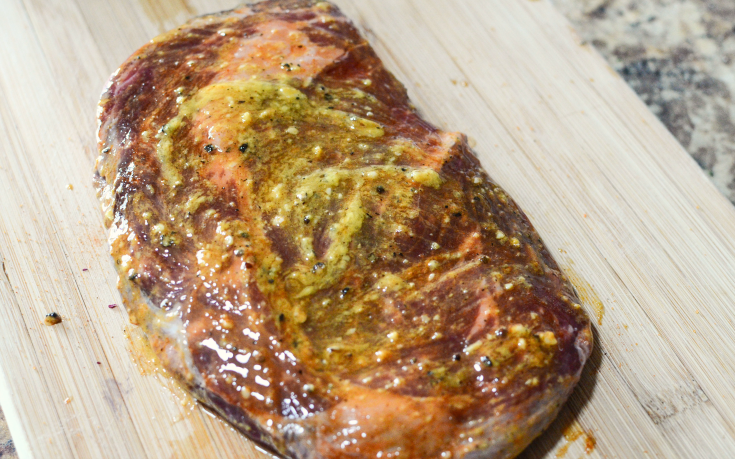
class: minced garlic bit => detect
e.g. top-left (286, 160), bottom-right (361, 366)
top-left (496, 230), bottom-right (506, 239)
top-left (286, 126), bottom-right (299, 135)
top-left (409, 168), bottom-right (442, 188)
top-left (510, 324), bottom-right (527, 334)
top-left (538, 331), bottom-right (558, 346)
top-left (219, 315), bottom-right (234, 330)
top-left (464, 340), bottom-right (482, 354)
top-left (293, 306), bottom-right (307, 324)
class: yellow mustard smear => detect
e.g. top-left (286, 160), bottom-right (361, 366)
top-left (139, 74), bottom-right (460, 378)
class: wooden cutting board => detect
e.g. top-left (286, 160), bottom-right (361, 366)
top-left (2, 0), bottom-right (735, 457)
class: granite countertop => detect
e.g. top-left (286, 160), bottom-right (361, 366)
top-left (554, 0), bottom-right (735, 204)
top-left (1, 1), bottom-right (733, 457)
top-left (0, 408), bottom-right (15, 458)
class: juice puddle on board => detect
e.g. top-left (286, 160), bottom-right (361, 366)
top-left (555, 420), bottom-right (596, 457)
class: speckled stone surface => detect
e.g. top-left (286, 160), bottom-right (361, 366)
top-left (553, 0), bottom-right (735, 204)
top-left (1, 0), bottom-right (734, 455)
top-left (0, 408), bottom-right (15, 458)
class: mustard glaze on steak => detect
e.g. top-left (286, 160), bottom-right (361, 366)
top-left (95, 1), bottom-right (592, 458)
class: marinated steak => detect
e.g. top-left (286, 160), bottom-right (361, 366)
top-left (95, 1), bottom-right (592, 458)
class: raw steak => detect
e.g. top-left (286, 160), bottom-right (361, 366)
top-left (95, 1), bottom-right (592, 458)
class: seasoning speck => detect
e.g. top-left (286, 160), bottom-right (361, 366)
top-left (204, 144), bottom-right (215, 153)
top-left (108, 304), bottom-right (118, 309)
top-left (44, 312), bottom-right (62, 326)
top-left (239, 143), bottom-right (249, 152)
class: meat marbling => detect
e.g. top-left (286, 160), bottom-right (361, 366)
top-left (95, 1), bottom-right (592, 458)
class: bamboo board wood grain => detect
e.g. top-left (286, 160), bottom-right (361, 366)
top-left (1, 0), bottom-right (735, 457)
